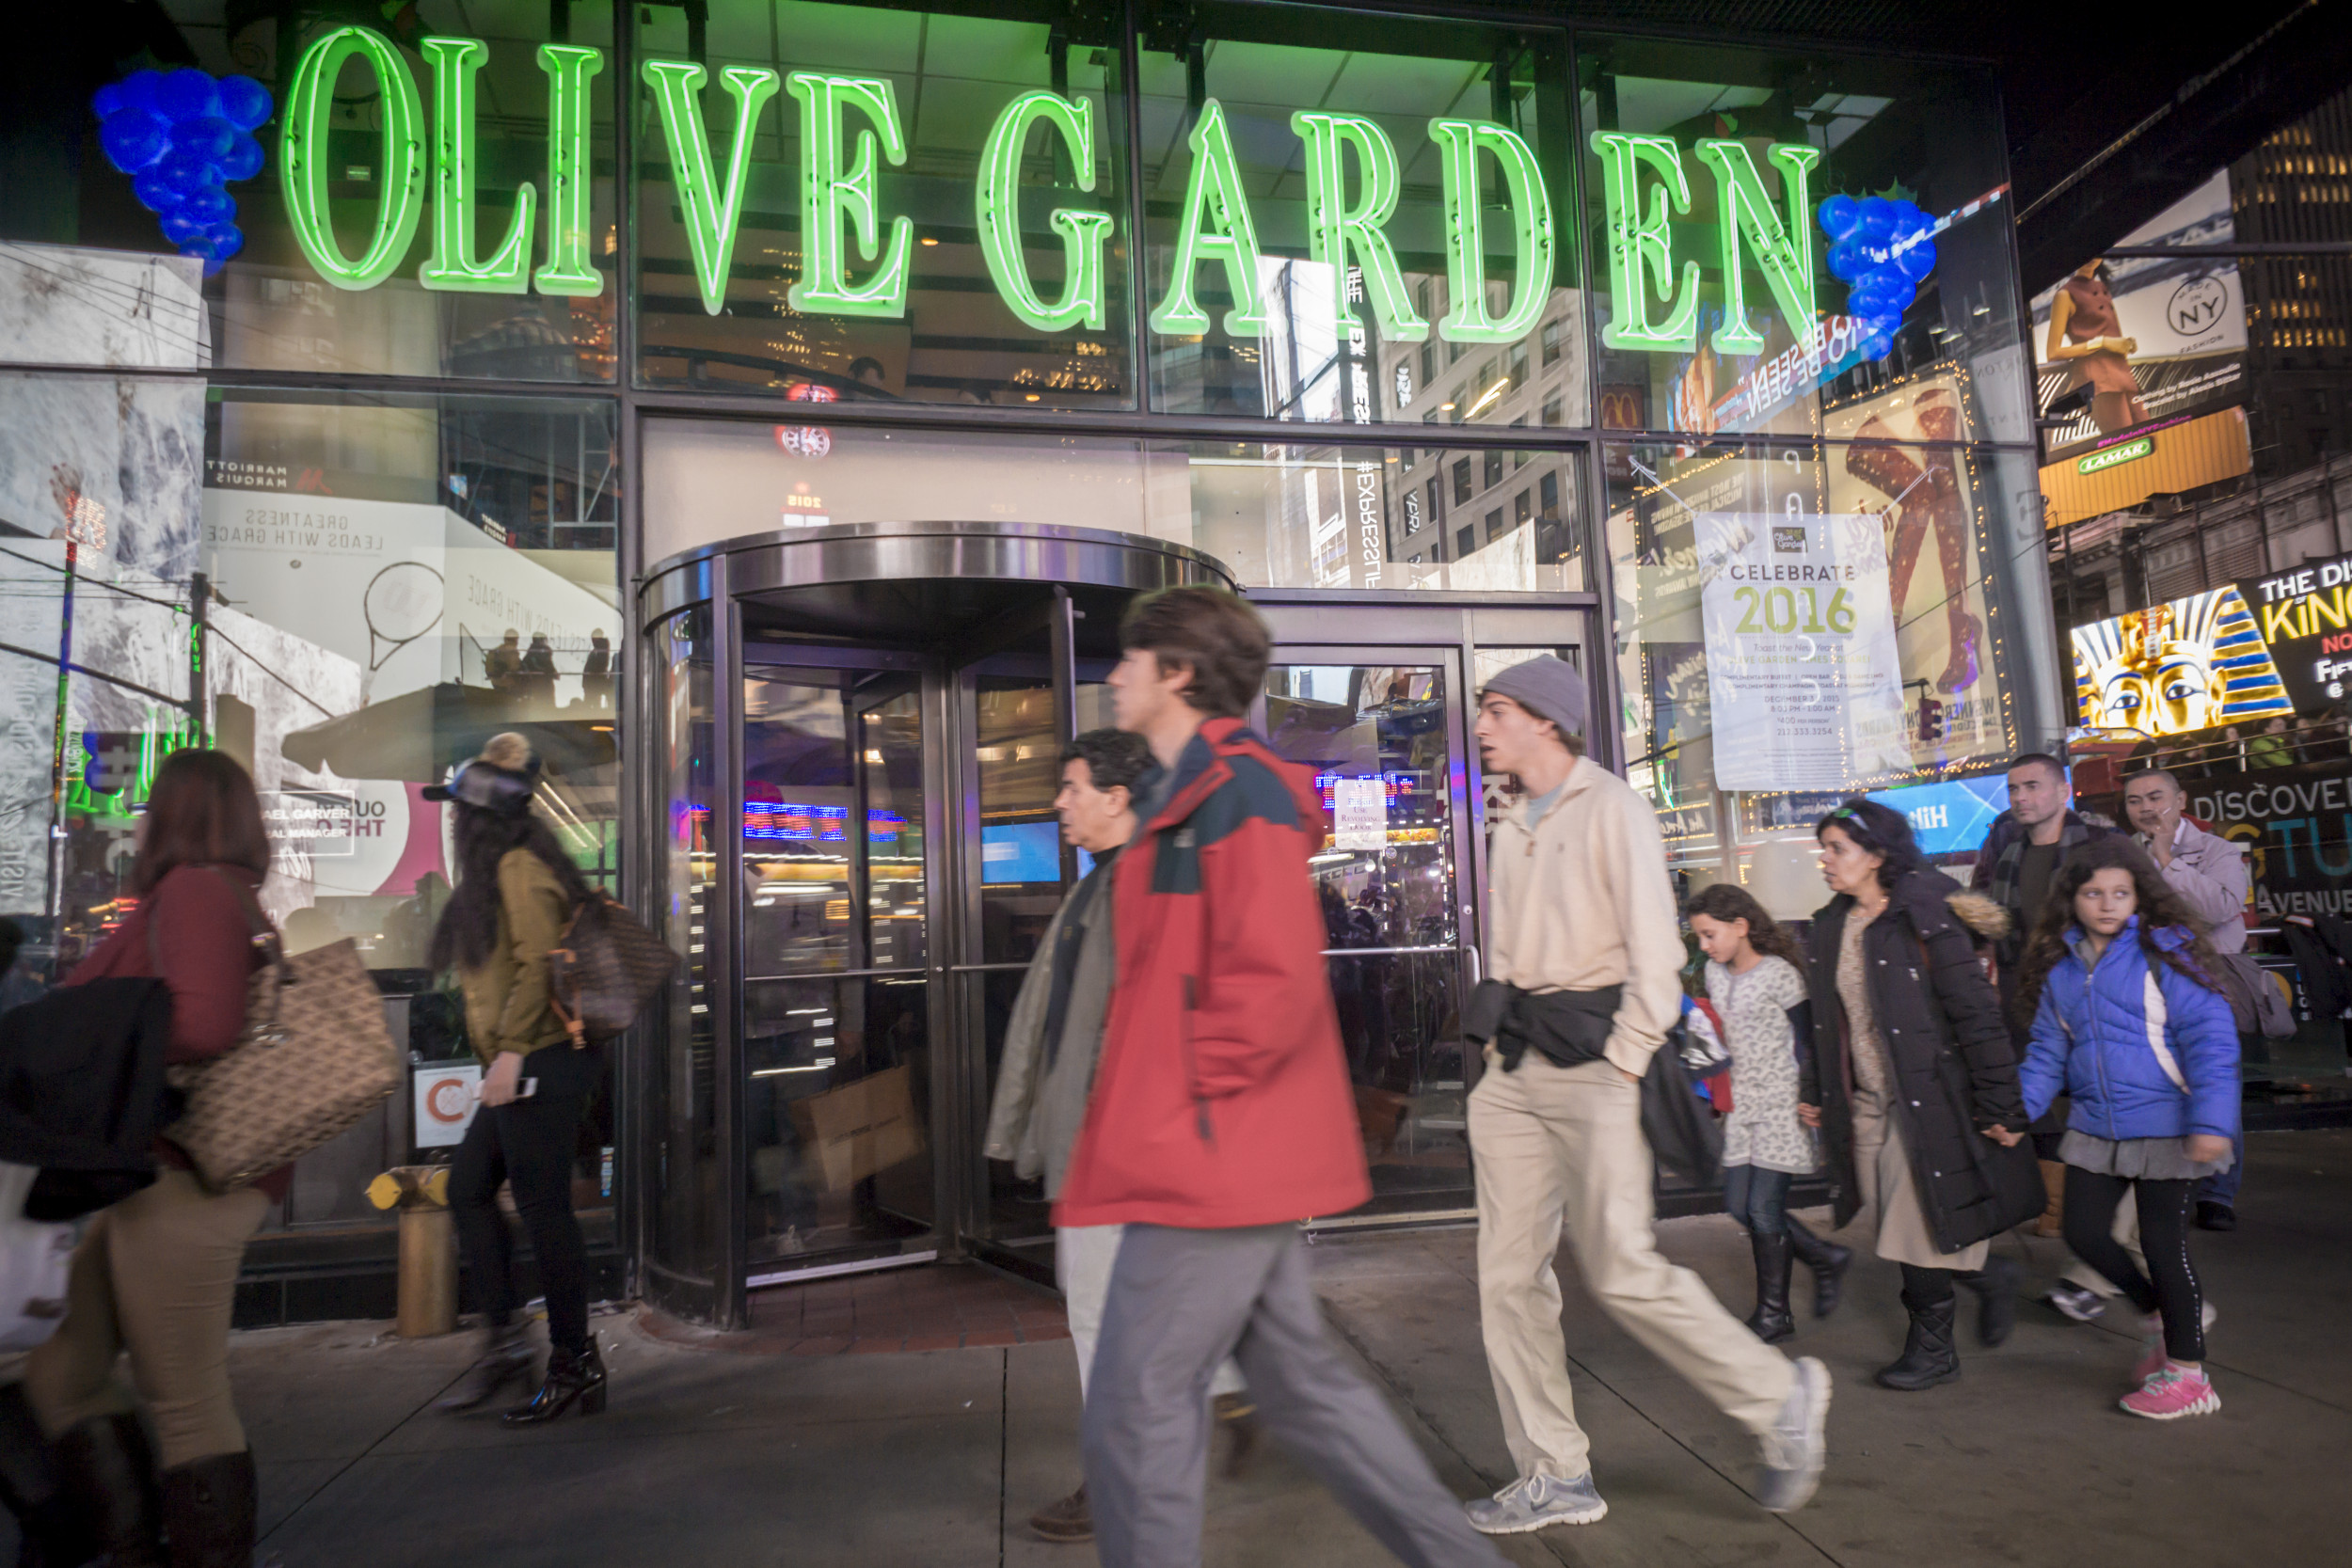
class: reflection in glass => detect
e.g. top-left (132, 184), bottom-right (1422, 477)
top-left (977, 675), bottom-right (1064, 966)
top-left (1262, 661), bottom-right (1468, 1206)
top-left (655, 610), bottom-right (722, 1285)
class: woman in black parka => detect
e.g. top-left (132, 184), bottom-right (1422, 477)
top-left (1798, 800), bottom-right (2040, 1390)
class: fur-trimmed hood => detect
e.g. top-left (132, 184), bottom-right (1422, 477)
top-left (1945, 891), bottom-right (2011, 946)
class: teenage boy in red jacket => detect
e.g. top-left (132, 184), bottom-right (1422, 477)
top-left (1060, 586), bottom-right (1502, 1568)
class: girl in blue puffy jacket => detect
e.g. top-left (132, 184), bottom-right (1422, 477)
top-left (2015, 840), bottom-right (2240, 1421)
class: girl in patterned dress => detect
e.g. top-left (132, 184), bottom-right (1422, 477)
top-left (1687, 885), bottom-right (1848, 1343)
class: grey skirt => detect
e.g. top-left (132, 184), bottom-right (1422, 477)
top-left (2059, 1129), bottom-right (2233, 1181)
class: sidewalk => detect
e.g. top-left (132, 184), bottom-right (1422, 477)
top-left (133, 1130), bottom-right (2352, 1564)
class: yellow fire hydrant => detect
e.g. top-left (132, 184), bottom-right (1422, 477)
top-left (367, 1164), bottom-right (455, 1338)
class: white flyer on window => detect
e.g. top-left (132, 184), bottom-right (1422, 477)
top-left (1332, 777), bottom-right (1389, 851)
top-left (1697, 513), bottom-right (1908, 792)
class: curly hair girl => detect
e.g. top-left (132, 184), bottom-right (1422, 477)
top-left (1685, 882), bottom-right (1808, 974)
top-left (2010, 838), bottom-right (2225, 1024)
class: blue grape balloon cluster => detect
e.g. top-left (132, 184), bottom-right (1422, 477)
top-left (93, 69), bottom-right (273, 276)
top-left (1818, 194), bottom-right (1936, 362)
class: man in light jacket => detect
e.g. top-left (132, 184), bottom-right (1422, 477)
top-left (1463, 656), bottom-right (1828, 1533)
top-left (982, 728), bottom-right (1250, 1544)
top-left (2126, 767), bottom-right (2250, 1230)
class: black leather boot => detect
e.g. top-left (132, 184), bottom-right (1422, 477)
top-left (1743, 1231), bottom-right (1796, 1344)
top-left (1876, 1286), bottom-right (1963, 1390)
top-left (1784, 1216), bottom-right (1853, 1319)
top-left (436, 1321), bottom-right (537, 1414)
top-left (502, 1339), bottom-right (608, 1426)
top-left (51, 1413), bottom-right (166, 1567)
top-left (0, 1386), bottom-right (90, 1568)
top-left (158, 1449), bottom-right (256, 1568)
top-left (1955, 1253), bottom-right (2019, 1347)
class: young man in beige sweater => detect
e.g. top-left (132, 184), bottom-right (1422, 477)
top-left (1461, 655), bottom-right (1829, 1533)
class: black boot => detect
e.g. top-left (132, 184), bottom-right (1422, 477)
top-left (1743, 1231), bottom-right (1796, 1344)
top-left (502, 1339), bottom-right (608, 1427)
top-left (436, 1321), bottom-right (537, 1414)
top-left (1784, 1216), bottom-right (1852, 1320)
top-left (158, 1449), bottom-right (256, 1568)
top-left (1876, 1284), bottom-right (1963, 1391)
top-left (51, 1413), bottom-right (166, 1567)
top-left (1955, 1253), bottom-right (2019, 1347)
top-left (0, 1386), bottom-right (90, 1568)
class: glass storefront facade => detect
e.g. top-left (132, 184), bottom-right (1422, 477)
top-left (0, 2), bottom-right (2058, 1324)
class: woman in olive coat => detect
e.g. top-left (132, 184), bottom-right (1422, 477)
top-left (1799, 800), bottom-right (2040, 1389)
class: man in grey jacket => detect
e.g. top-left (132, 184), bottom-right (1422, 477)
top-left (982, 728), bottom-right (1249, 1544)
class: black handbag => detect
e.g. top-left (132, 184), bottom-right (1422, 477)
top-left (0, 978), bottom-right (174, 1221)
top-left (1641, 1019), bottom-right (1724, 1188)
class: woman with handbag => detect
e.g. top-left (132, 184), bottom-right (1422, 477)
top-left (428, 734), bottom-right (607, 1425)
top-left (24, 749), bottom-right (283, 1568)
top-left (1797, 800), bottom-right (2036, 1392)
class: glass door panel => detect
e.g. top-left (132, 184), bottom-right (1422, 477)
top-left (1259, 656), bottom-right (1473, 1213)
top-left (742, 665), bottom-right (934, 1274)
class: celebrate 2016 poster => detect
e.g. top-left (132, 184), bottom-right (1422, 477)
top-left (1698, 512), bottom-right (1910, 791)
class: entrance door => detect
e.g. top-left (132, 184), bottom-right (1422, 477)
top-left (1249, 597), bottom-right (1598, 1223)
top-left (637, 523), bottom-right (1225, 1325)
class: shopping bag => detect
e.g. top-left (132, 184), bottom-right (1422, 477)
top-left (790, 1065), bottom-right (926, 1193)
top-left (0, 1162), bottom-right (73, 1353)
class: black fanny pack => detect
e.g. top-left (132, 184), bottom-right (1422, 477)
top-left (1463, 980), bottom-right (1623, 1072)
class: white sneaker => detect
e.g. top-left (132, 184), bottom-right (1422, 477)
top-left (1463, 1472), bottom-right (1608, 1533)
top-left (1756, 1356), bottom-right (1831, 1513)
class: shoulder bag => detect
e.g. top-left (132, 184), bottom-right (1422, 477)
top-left (547, 894), bottom-right (677, 1048)
top-left (163, 872), bottom-right (403, 1192)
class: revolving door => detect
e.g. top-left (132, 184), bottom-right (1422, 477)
top-left (633, 521), bottom-right (1232, 1327)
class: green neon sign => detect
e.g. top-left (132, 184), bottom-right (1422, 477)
top-left (976, 91), bottom-right (1112, 333)
top-left (281, 26), bottom-right (425, 291)
top-left (278, 33), bottom-right (1785, 364)
top-left (1589, 130), bottom-right (1823, 354)
top-left (787, 72), bottom-right (915, 319)
top-left (1150, 100), bottom-right (1269, 338)
top-left (2078, 436), bottom-right (2154, 475)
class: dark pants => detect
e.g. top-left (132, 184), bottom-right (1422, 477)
top-left (1722, 1164), bottom-right (1793, 1236)
top-left (2061, 1168), bottom-right (2205, 1360)
top-left (1082, 1223), bottom-right (1501, 1568)
top-left (449, 1053), bottom-right (596, 1356)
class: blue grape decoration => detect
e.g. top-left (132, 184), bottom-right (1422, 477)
top-left (93, 67), bottom-right (272, 276)
top-left (1819, 190), bottom-right (1937, 362)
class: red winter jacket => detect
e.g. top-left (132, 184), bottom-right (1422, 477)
top-left (1054, 718), bottom-right (1371, 1229)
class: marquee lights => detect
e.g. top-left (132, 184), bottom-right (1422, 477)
top-left (271, 27), bottom-right (1804, 363)
top-left (977, 91), bottom-right (1113, 333)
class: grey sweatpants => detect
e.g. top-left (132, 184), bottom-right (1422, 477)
top-left (1081, 1222), bottom-right (1503, 1568)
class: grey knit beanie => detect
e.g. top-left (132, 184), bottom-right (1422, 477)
top-left (1480, 655), bottom-right (1587, 743)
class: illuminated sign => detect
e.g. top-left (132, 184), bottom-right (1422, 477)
top-left (2077, 436), bottom-right (2154, 475)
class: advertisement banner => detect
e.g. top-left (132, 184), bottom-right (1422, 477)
top-left (1698, 512), bottom-right (1909, 791)
top-left (2030, 171), bottom-right (2246, 464)
top-left (2238, 550), bottom-right (2352, 713)
top-left (2070, 585), bottom-right (2294, 736)
top-left (2184, 763), bottom-right (2352, 920)
top-left (1823, 374), bottom-right (2015, 776)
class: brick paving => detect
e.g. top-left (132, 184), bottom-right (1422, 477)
top-left (640, 1259), bottom-right (1071, 1354)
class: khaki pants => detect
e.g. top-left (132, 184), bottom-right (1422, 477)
top-left (24, 1168), bottom-right (268, 1467)
top-left (1058, 1224), bottom-right (1243, 1405)
top-left (1470, 1053), bottom-right (1794, 1480)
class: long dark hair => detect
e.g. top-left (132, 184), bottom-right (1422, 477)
top-left (1685, 883), bottom-right (1807, 974)
top-left (137, 749), bottom-right (270, 893)
top-left (428, 801), bottom-right (591, 972)
top-left (2011, 838), bottom-right (2225, 1023)
top-left (1814, 798), bottom-right (1925, 891)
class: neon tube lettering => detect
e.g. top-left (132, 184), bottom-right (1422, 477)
top-left (975, 90), bottom-right (1111, 333)
top-left (641, 59), bottom-right (781, 317)
top-left (1692, 139), bottom-right (1821, 354)
top-left (1588, 130), bottom-right (1699, 352)
top-left (1428, 119), bottom-right (1552, 344)
top-left (1290, 112), bottom-right (1425, 342)
top-left (1149, 100), bottom-right (1268, 338)
top-left (280, 26), bottom-right (425, 292)
top-left (534, 43), bottom-right (606, 296)
top-left (786, 72), bottom-right (914, 319)
top-left (421, 38), bottom-right (536, 293)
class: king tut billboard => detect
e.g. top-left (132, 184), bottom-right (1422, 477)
top-left (2071, 586), bottom-right (2293, 737)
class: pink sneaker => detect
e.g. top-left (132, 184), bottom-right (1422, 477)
top-left (2120, 1365), bottom-right (2219, 1420)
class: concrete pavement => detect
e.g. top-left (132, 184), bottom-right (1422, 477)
top-left (29, 1128), bottom-right (2348, 1567)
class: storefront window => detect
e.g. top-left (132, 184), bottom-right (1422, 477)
top-left (642, 417), bottom-right (1586, 591)
top-left (631, 0), bottom-right (1131, 407)
top-left (1142, 3), bottom-right (1585, 429)
top-left (1606, 430), bottom-right (2057, 911)
top-left (1579, 37), bottom-right (2027, 447)
top-left (77, 5), bottom-right (623, 381)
